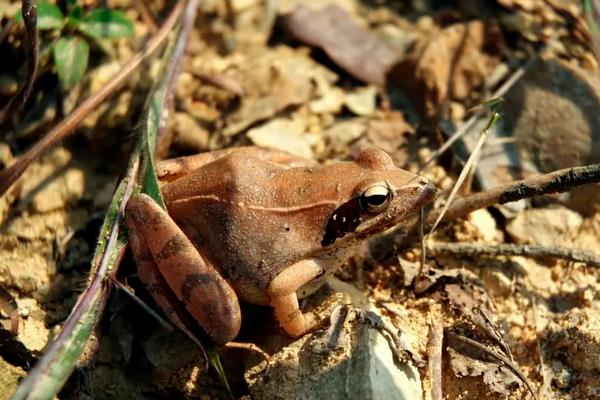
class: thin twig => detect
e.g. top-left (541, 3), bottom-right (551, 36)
top-left (427, 111), bottom-right (498, 237)
top-left (425, 163), bottom-right (600, 228)
top-left (0, 0), bottom-right (186, 198)
top-left (428, 242), bottom-right (600, 268)
top-left (0, 0), bottom-right (39, 125)
top-left (133, 0), bottom-right (159, 33)
top-left (418, 206), bottom-right (427, 279)
top-left (109, 277), bottom-right (173, 331)
top-left (421, 52), bottom-right (540, 170)
top-left (425, 316), bottom-right (443, 400)
top-left (527, 288), bottom-right (549, 400)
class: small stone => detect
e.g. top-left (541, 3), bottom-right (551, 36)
top-left (172, 112), bottom-right (210, 152)
top-left (551, 362), bottom-right (571, 389)
top-left (480, 267), bottom-right (512, 297)
top-left (344, 86), bottom-right (378, 116)
top-left (506, 207), bottom-right (582, 246)
top-left (467, 209), bottom-right (498, 242)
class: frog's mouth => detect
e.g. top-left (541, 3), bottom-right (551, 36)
top-left (321, 181), bottom-right (436, 247)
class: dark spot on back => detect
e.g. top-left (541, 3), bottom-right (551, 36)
top-left (181, 273), bottom-right (217, 303)
top-left (156, 235), bottom-right (188, 260)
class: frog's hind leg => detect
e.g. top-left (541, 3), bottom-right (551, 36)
top-left (125, 193), bottom-right (241, 345)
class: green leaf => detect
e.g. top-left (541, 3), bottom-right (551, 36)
top-left (77, 8), bottom-right (134, 39)
top-left (15, 1), bottom-right (64, 30)
top-left (37, 2), bottom-right (64, 29)
top-left (53, 36), bottom-right (89, 87)
top-left (66, 4), bottom-right (83, 25)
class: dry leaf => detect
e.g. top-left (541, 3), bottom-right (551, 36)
top-left (223, 46), bottom-right (336, 136)
top-left (395, 21), bottom-right (503, 119)
top-left (247, 118), bottom-right (313, 159)
top-left (282, 5), bottom-right (401, 85)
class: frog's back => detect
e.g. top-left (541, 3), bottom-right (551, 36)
top-left (161, 151), bottom-right (340, 304)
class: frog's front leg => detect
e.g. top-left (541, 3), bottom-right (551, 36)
top-left (125, 193), bottom-right (241, 345)
top-left (268, 261), bottom-right (323, 337)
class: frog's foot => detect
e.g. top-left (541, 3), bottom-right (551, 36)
top-left (125, 193), bottom-right (242, 345)
top-left (268, 260), bottom-right (324, 337)
top-left (356, 309), bottom-right (424, 367)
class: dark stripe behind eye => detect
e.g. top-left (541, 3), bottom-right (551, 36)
top-left (321, 198), bottom-right (363, 246)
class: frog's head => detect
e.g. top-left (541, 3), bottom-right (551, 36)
top-left (321, 149), bottom-right (436, 247)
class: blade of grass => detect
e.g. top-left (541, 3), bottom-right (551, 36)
top-left (9, 4), bottom-right (186, 399)
top-left (0, 0), bottom-right (185, 198)
top-left (427, 103), bottom-right (501, 237)
top-left (133, 0), bottom-right (231, 390)
top-left (10, 159), bottom-right (138, 400)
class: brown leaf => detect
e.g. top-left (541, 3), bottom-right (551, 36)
top-left (0, 284), bottom-right (18, 336)
top-left (394, 21), bottom-right (503, 119)
top-left (282, 5), bottom-right (401, 85)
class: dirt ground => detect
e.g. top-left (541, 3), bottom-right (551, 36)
top-left (1, 0), bottom-right (600, 399)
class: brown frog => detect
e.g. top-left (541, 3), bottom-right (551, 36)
top-left (125, 147), bottom-right (436, 345)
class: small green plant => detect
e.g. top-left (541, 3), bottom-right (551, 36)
top-left (17, 0), bottom-right (134, 88)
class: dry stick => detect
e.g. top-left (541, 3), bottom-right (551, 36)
top-left (425, 163), bottom-right (600, 227)
top-left (19, 0), bottom-right (38, 107)
top-left (0, 0), bottom-right (186, 198)
top-left (134, 0), bottom-right (159, 33)
top-left (446, 332), bottom-right (538, 400)
top-left (0, 0), bottom-right (39, 125)
top-left (418, 207), bottom-right (427, 277)
top-left (527, 288), bottom-right (550, 400)
top-left (427, 242), bottom-right (600, 268)
top-left (425, 316), bottom-right (443, 400)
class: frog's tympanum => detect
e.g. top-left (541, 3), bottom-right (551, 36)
top-left (125, 147), bottom-right (436, 344)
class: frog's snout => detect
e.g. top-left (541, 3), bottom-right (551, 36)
top-left (418, 179), bottom-right (437, 204)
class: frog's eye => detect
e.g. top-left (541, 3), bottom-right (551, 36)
top-left (359, 184), bottom-right (392, 213)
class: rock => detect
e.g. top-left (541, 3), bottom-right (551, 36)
top-left (324, 119), bottom-right (367, 153)
top-left (467, 209), bottom-right (499, 242)
top-left (506, 207), bottom-right (582, 246)
top-left (502, 57), bottom-right (600, 172)
top-left (344, 86), bottom-right (378, 117)
top-left (172, 112), bottom-right (210, 153)
top-left (480, 267), bottom-right (512, 297)
top-left (245, 279), bottom-right (422, 400)
top-left (0, 357), bottom-right (25, 397)
top-left (544, 308), bottom-right (600, 397)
